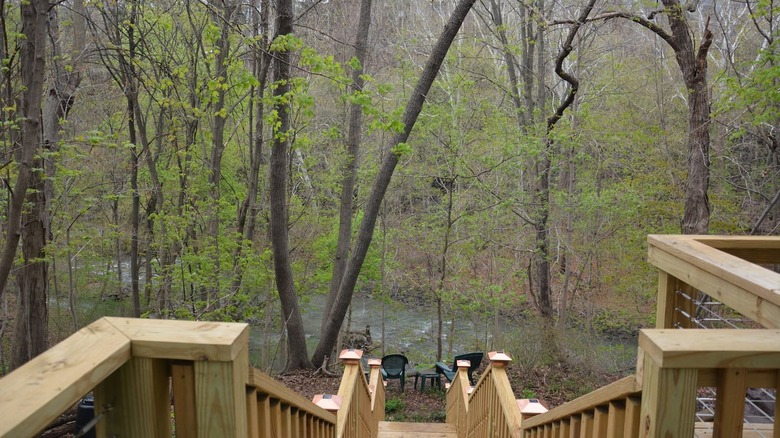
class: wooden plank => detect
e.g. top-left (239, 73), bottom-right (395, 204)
top-left (0, 318), bottom-right (131, 437)
top-left (192, 347), bottom-right (248, 437)
top-left (639, 353), bottom-right (697, 438)
top-left (697, 368), bottom-right (777, 388)
top-left (647, 236), bottom-right (780, 328)
top-left (569, 415), bottom-right (580, 438)
top-left (593, 406), bottom-right (608, 438)
top-left (775, 370), bottom-right (779, 438)
top-left (559, 419), bottom-right (570, 438)
top-left (246, 388), bottom-right (259, 438)
top-left (623, 396), bottom-right (641, 438)
top-left (606, 400), bottom-right (625, 438)
top-left (172, 361), bottom-right (197, 438)
top-left (713, 368), bottom-right (747, 438)
top-left (95, 357), bottom-right (171, 437)
top-left (578, 412), bottom-right (593, 438)
top-left (269, 398), bottom-right (282, 437)
top-left (104, 316), bottom-right (249, 361)
top-left (521, 376), bottom-right (641, 429)
top-left (694, 422), bottom-right (774, 438)
top-left (257, 394), bottom-right (273, 438)
top-left (686, 235), bottom-right (780, 264)
top-left (640, 329), bottom-right (780, 369)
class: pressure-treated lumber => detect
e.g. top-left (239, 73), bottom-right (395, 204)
top-left (639, 329), bottom-right (780, 369)
top-left (94, 356), bottom-right (171, 437)
top-left (521, 376), bottom-right (641, 429)
top-left (639, 352), bottom-right (697, 438)
top-left (647, 235), bottom-right (780, 328)
top-left (0, 318), bottom-right (131, 437)
top-left (104, 316), bottom-right (249, 361)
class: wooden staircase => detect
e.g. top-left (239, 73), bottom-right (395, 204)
top-left (377, 421), bottom-right (456, 438)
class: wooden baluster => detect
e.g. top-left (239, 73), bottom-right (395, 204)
top-left (171, 360), bottom-right (197, 438)
top-left (623, 396), bottom-right (641, 438)
top-left (245, 388), bottom-right (259, 438)
top-left (775, 370), bottom-right (779, 438)
top-left (593, 405), bottom-right (608, 437)
top-left (606, 400), bottom-right (625, 437)
top-left (569, 415), bottom-right (581, 438)
top-left (579, 411), bottom-right (594, 437)
top-left (713, 368), bottom-right (747, 438)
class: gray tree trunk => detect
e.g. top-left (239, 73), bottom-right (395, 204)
top-left (312, 0), bottom-right (479, 368)
top-left (270, 0), bottom-right (313, 371)
top-left (10, 0), bottom-right (49, 369)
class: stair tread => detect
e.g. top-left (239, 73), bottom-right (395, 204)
top-left (377, 421), bottom-right (456, 437)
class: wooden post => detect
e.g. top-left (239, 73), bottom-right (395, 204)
top-left (639, 352), bottom-right (697, 438)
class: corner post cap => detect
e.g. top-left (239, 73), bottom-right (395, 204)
top-left (456, 359), bottom-right (471, 369)
top-left (339, 348), bottom-right (364, 364)
top-left (367, 358), bottom-right (381, 368)
top-left (312, 394), bottom-right (343, 412)
top-left (488, 351), bottom-right (512, 367)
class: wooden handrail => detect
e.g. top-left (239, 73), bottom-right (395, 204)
top-left (445, 360), bottom-right (471, 438)
top-left (334, 350), bottom-right (383, 438)
top-left (648, 234), bottom-right (780, 328)
top-left (0, 317), bottom-right (340, 438)
top-left (640, 329), bottom-right (780, 437)
top-left (519, 375), bottom-right (641, 430)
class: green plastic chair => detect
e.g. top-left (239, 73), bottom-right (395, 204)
top-left (435, 352), bottom-right (483, 385)
top-left (380, 354), bottom-right (409, 390)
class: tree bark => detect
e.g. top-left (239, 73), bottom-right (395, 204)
top-left (312, 0), bottom-right (478, 368)
top-left (270, 0), bottom-right (313, 371)
top-left (321, 0), bottom-right (373, 335)
top-left (10, 0), bottom-right (49, 369)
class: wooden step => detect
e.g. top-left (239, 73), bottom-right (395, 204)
top-left (377, 421), bottom-right (456, 438)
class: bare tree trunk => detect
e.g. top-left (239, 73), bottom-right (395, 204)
top-left (270, 0), bottom-right (312, 371)
top-left (321, 0), bottom-right (373, 335)
top-left (234, 0), bottom-right (270, 293)
top-left (312, 0), bottom-right (478, 367)
top-left (10, 0), bottom-right (48, 369)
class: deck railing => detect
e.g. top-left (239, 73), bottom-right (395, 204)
top-left (0, 317), bottom-right (342, 437)
top-left (446, 352), bottom-right (525, 438)
top-left (519, 375), bottom-right (642, 436)
top-left (520, 235), bottom-right (780, 436)
top-left (332, 350), bottom-right (385, 438)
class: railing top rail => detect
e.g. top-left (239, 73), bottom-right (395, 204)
top-left (648, 235), bottom-right (780, 327)
top-left (248, 367), bottom-right (337, 422)
top-left (640, 328), bottom-right (780, 369)
top-left (104, 316), bottom-right (248, 361)
top-left (0, 319), bottom-right (132, 437)
top-left (520, 375), bottom-right (641, 429)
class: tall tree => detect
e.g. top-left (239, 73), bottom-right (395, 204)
top-left (321, 0), bottom-right (373, 335)
top-left (270, 0), bottom-right (312, 371)
top-left (312, 0), bottom-right (479, 368)
top-left (9, 0), bottom-right (49, 368)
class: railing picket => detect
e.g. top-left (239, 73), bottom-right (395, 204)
top-left (171, 361), bottom-right (197, 438)
top-left (559, 419), bottom-right (570, 438)
top-left (713, 368), bottom-right (747, 437)
top-left (622, 396), bottom-right (641, 438)
top-left (579, 411), bottom-right (593, 438)
top-left (775, 370), bottom-right (779, 438)
top-left (605, 400), bottom-right (625, 438)
top-left (593, 406), bottom-right (608, 437)
top-left (246, 388), bottom-right (259, 437)
top-left (569, 415), bottom-right (581, 438)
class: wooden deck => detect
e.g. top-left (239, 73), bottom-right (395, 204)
top-left (377, 421), bottom-right (456, 438)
